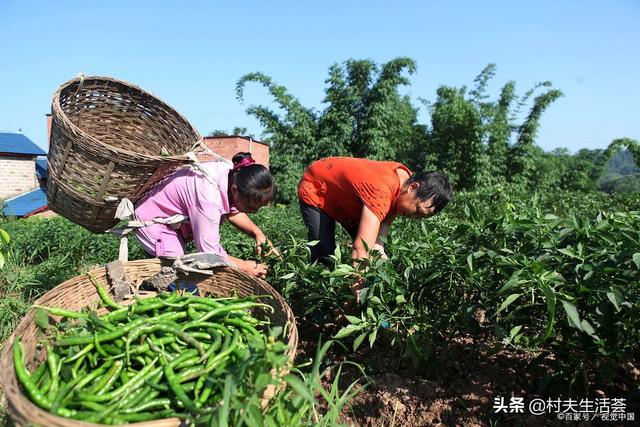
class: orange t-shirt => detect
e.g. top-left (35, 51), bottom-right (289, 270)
top-left (298, 157), bottom-right (412, 231)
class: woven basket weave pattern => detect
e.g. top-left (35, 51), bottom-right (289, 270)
top-left (0, 259), bottom-right (298, 427)
top-left (47, 76), bottom-right (201, 232)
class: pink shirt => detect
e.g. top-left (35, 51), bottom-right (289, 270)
top-left (134, 161), bottom-right (237, 258)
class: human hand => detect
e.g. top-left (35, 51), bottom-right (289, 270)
top-left (373, 243), bottom-right (388, 260)
top-left (255, 233), bottom-right (281, 258)
top-left (243, 260), bottom-right (268, 279)
top-left (350, 276), bottom-right (366, 304)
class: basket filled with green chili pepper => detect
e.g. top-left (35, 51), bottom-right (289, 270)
top-left (0, 258), bottom-right (298, 426)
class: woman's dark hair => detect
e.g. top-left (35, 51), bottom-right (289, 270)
top-left (229, 152), bottom-right (275, 208)
top-left (405, 171), bottom-right (452, 215)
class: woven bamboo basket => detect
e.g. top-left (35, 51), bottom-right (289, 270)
top-left (0, 259), bottom-right (298, 427)
top-left (47, 76), bottom-right (202, 232)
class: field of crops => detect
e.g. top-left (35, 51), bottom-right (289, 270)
top-left (1, 188), bottom-right (638, 426)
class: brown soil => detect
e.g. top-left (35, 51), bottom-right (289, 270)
top-left (297, 320), bottom-right (638, 427)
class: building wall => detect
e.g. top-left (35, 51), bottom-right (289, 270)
top-left (198, 137), bottom-right (270, 168)
top-left (0, 156), bottom-right (38, 200)
top-left (32, 209), bottom-right (57, 219)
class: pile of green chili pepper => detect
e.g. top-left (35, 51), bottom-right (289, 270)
top-left (13, 281), bottom-right (292, 425)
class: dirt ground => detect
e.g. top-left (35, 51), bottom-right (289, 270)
top-left (297, 320), bottom-right (639, 427)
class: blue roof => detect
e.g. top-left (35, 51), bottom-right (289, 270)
top-left (0, 132), bottom-right (47, 156)
top-left (3, 188), bottom-right (48, 217)
top-left (36, 158), bottom-right (48, 179)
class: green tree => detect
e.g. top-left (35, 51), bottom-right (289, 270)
top-left (236, 72), bottom-right (319, 204)
top-left (534, 148), bottom-right (600, 192)
top-left (428, 86), bottom-right (483, 190)
top-left (419, 65), bottom-right (562, 191)
top-left (237, 60), bottom-right (564, 200)
top-left (237, 58), bottom-right (419, 203)
top-left (208, 127), bottom-right (251, 137)
top-left (604, 138), bottom-right (640, 167)
top-left (600, 138), bottom-right (640, 193)
top-left (508, 85), bottom-right (564, 186)
top-left (485, 80), bottom-right (516, 183)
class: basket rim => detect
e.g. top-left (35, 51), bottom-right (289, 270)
top-left (0, 259), bottom-right (298, 427)
top-left (51, 75), bottom-right (202, 162)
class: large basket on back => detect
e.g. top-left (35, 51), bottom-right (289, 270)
top-left (47, 76), bottom-right (202, 232)
top-left (0, 259), bottom-right (298, 427)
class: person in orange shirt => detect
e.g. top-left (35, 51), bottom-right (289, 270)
top-left (298, 157), bottom-right (452, 265)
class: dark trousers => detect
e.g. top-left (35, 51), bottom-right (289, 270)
top-left (299, 201), bottom-right (356, 262)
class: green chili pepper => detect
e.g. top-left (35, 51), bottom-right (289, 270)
top-left (76, 358), bottom-right (159, 402)
top-left (57, 311), bottom-right (187, 346)
top-left (89, 359), bottom-right (123, 395)
top-left (163, 361), bottom-right (200, 413)
top-left (121, 397), bottom-right (171, 414)
top-left (62, 343), bottom-right (93, 364)
top-left (45, 344), bottom-right (59, 401)
top-left (87, 273), bottom-right (123, 310)
top-left (13, 338), bottom-right (52, 410)
top-left (223, 317), bottom-right (261, 336)
top-left (30, 360), bottom-right (47, 385)
top-left (33, 305), bottom-right (88, 319)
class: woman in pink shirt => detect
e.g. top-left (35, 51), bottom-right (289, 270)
top-left (134, 152), bottom-right (274, 278)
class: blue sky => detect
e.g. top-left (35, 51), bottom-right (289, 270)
top-left (1, 0), bottom-right (638, 153)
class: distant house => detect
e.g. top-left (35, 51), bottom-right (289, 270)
top-left (0, 131), bottom-right (52, 218)
top-left (198, 135), bottom-right (270, 167)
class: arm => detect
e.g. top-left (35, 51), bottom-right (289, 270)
top-left (227, 212), bottom-right (279, 257)
top-left (226, 255), bottom-right (268, 278)
top-left (227, 212), bottom-right (265, 241)
top-left (374, 216), bottom-right (394, 258)
top-left (352, 205), bottom-right (381, 262)
top-left (376, 216), bottom-right (395, 246)
top-left (189, 209), bottom-right (268, 277)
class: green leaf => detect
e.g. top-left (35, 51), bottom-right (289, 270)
top-left (333, 324), bottom-right (361, 339)
top-left (333, 245), bottom-right (342, 260)
top-left (606, 287), bottom-right (624, 312)
top-left (509, 325), bottom-right (522, 339)
top-left (254, 373), bottom-right (273, 391)
top-left (633, 253), bottom-right (640, 269)
top-left (284, 374), bottom-right (314, 403)
top-left (265, 414), bottom-right (279, 427)
top-left (279, 272), bottom-right (295, 280)
top-left (580, 319), bottom-right (599, 339)
top-left (269, 326), bottom-right (284, 338)
top-left (35, 308), bottom-right (49, 330)
top-left (0, 252), bottom-right (4, 270)
top-left (498, 274), bottom-right (524, 294)
top-left (540, 284), bottom-right (556, 340)
top-left (353, 332), bottom-right (367, 351)
top-left (366, 307), bottom-right (375, 319)
top-left (496, 293), bottom-right (521, 315)
top-left (395, 294), bottom-right (406, 304)
top-left (344, 315), bottom-right (362, 324)
top-left (558, 247), bottom-right (581, 259)
top-left (561, 300), bottom-right (582, 330)
top-left (369, 328), bottom-right (378, 348)
top-left (368, 296), bottom-right (382, 305)
top-left (244, 404), bottom-right (264, 427)
top-left (0, 228), bottom-right (9, 245)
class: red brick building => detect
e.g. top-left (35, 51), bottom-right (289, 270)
top-left (198, 136), bottom-right (270, 168)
